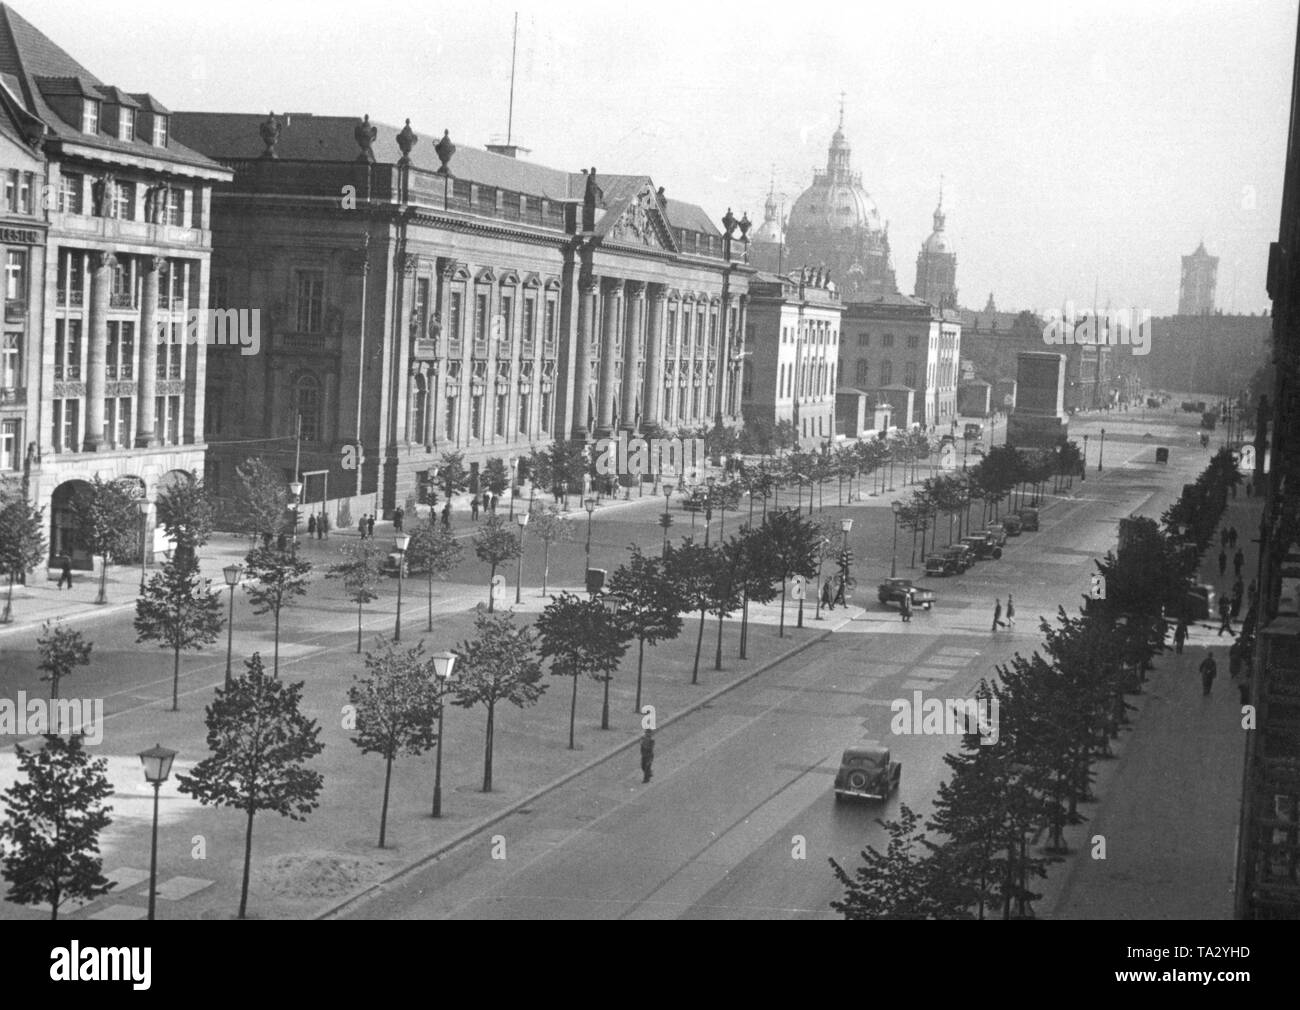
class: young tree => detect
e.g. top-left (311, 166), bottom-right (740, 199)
top-left (529, 507), bottom-right (574, 595)
top-left (451, 611), bottom-right (547, 791)
top-left (404, 520), bottom-right (464, 632)
top-left (0, 487), bottom-right (45, 623)
top-left (664, 540), bottom-right (719, 685)
top-left (607, 547), bottom-right (684, 712)
top-left (731, 525), bottom-right (782, 659)
top-left (70, 475), bottom-right (139, 604)
top-left (438, 450), bottom-right (470, 501)
top-left (347, 638), bottom-right (440, 847)
top-left (178, 652), bottom-right (324, 918)
top-left (36, 620), bottom-right (92, 701)
top-left (326, 539), bottom-right (384, 653)
top-left (473, 515), bottom-right (521, 613)
top-left (536, 592), bottom-right (630, 748)
top-left (710, 537), bottom-right (747, 671)
top-left (762, 508), bottom-right (821, 637)
top-left (135, 554), bottom-right (225, 711)
top-left (233, 457), bottom-right (289, 542)
top-left (242, 545), bottom-right (313, 677)
top-left (0, 735), bottom-right (114, 920)
top-left (482, 457), bottom-right (509, 498)
top-left (154, 470), bottom-right (216, 557)
top-left (773, 418), bottom-right (798, 455)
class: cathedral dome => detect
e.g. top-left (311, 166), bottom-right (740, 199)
top-left (787, 176), bottom-right (882, 236)
top-left (752, 186), bottom-right (783, 243)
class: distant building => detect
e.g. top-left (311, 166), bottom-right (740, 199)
top-left (741, 267), bottom-right (842, 448)
top-left (841, 294), bottom-right (961, 428)
top-left (782, 104), bottom-right (897, 302)
top-left (1178, 240), bottom-right (1218, 315)
top-left (1136, 313), bottom-right (1270, 395)
top-left (913, 188), bottom-right (957, 309)
top-left (748, 180), bottom-right (785, 275)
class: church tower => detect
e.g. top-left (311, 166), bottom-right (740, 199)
top-left (1178, 240), bottom-right (1218, 314)
top-left (914, 182), bottom-right (957, 309)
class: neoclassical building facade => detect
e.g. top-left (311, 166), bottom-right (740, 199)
top-left (170, 111), bottom-right (753, 516)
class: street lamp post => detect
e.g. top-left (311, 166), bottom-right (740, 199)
top-left (815, 537), bottom-right (829, 620)
top-left (393, 533), bottom-right (410, 642)
top-left (508, 457), bottom-right (517, 519)
top-left (136, 498), bottom-right (152, 590)
top-left (584, 498), bottom-right (596, 573)
top-left (600, 594), bottom-right (621, 727)
top-left (288, 480), bottom-right (303, 557)
top-left (891, 500), bottom-right (902, 578)
top-left (661, 482), bottom-right (675, 558)
top-left (704, 476), bottom-right (716, 545)
top-left (840, 517), bottom-right (854, 606)
top-left (1098, 428), bottom-right (1106, 472)
top-left (1082, 433), bottom-right (1089, 482)
top-left (515, 512), bottom-right (529, 604)
top-left (430, 651), bottom-right (457, 818)
top-left (223, 564), bottom-right (242, 688)
top-left (139, 744), bottom-right (177, 921)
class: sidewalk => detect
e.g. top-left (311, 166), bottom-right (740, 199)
top-left (1039, 488), bottom-right (1259, 918)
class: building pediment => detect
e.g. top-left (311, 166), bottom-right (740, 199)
top-left (600, 181), bottom-right (678, 253)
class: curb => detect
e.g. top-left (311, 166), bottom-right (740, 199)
top-left (317, 605), bottom-right (861, 919)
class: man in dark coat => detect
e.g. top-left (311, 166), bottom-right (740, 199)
top-left (1200, 650), bottom-right (1217, 697)
top-left (1218, 549), bottom-right (1227, 577)
top-left (367, 515), bottom-right (376, 538)
top-left (471, 495), bottom-right (480, 521)
top-left (640, 729), bottom-right (655, 783)
top-left (57, 554), bottom-right (73, 590)
top-left (1174, 618), bottom-right (1188, 654)
top-left (307, 514), bottom-right (317, 537)
top-left (393, 506), bottom-right (404, 533)
top-left (992, 598), bottom-right (1004, 632)
top-left (441, 501), bottom-right (452, 529)
top-left (1218, 595), bottom-right (1233, 637)
top-left (1233, 548), bottom-right (1245, 579)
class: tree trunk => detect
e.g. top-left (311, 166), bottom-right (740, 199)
top-left (692, 607), bottom-right (706, 684)
top-left (740, 587), bottom-right (749, 659)
top-left (379, 753), bottom-right (394, 847)
top-left (238, 804), bottom-right (256, 919)
top-left (427, 571), bottom-right (434, 632)
top-left (779, 582), bottom-right (787, 637)
top-left (483, 701), bottom-right (495, 791)
top-left (97, 554), bottom-right (109, 604)
top-left (172, 645), bottom-right (181, 711)
top-left (488, 561), bottom-right (497, 612)
top-left (601, 667), bottom-right (612, 730)
top-left (634, 637), bottom-right (645, 712)
top-left (568, 672), bottom-right (579, 749)
top-left (3, 572), bottom-right (13, 622)
top-left (542, 541), bottom-right (550, 596)
top-left (357, 597), bottom-right (364, 653)
top-left (273, 607), bottom-right (281, 678)
top-left (714, 607), bottom-right (725, 670)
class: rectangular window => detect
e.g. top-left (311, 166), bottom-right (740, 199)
top-left (855, 360), bottom-right (869, 386)
top-left (907, 333), bottom-right (919, 350)
top-left (107, 323), bottom-right (120, 380)
top-left (0, 419), bottom-right (17, 470)
top-left (154, 115), bottom-right (168, 147)
top-left (522, 298), bottom-right (535, 348)
top-left (883, 333), bottom-right (895, 348)
top-left (109, 397), bottom-right (132, 449)
top-left (112, 180), bottom-right (135, 221)
top-left (544, 298), bottom-right (556, 348)
top-left (55, 399), bottom-right (79, 452)
top-left (904, 361), bottom-right (917, 387)
top-left (5, 250), bottom-right (26, 301)
top-left (169, 322), bottom-right (182, 378)
top-left (168, 395), bottom-right (180, 445)
top-left (881, 360), bottom-right (892, 385)
top-left (495, 392), bottom-right (508, 437)
top-left (413, 277), bottom-right (429, 337)
top-left (518, 391), bottom-right (531, 436)
top-left (18, 173), bottom-right (32, 214)
top-left (296, 270), bottom-right (325, 332)
top-left (167, 187), bottom-right (187, 226)
top-left (449, 291), bottom-right (463, 348)
top-left (58, 172), bottom-right (83, 214)
top-left (3, 171), bottom-right (14, 212)
top-left (1, 332), bottom-right (19, 388)
top-left (470, 393), bottom-right (483, 440)
top-left (119, 107), bottom-right (136, 142)
top-left (119, 322), bottom-right (134, 380)
top-left (82, 99), bottom-right (100, 134)
top-left (499, 293), bottom-right (513, 348)
top-left (475, 292), bottom-right (489, 345)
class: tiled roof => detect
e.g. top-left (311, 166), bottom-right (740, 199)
top-left (96, 84), bottom-right (140, 108)
top-left (0, 4), bottom-right (226, 173)
top-left (169, 111), bottom-right (723, 236)
top-left (129, 92), bottom-right (170, 115)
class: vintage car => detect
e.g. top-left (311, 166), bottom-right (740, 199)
top-left (834, 742), bottom-right (901, 802)
top-left (877, 577), bottom-right (936, 610)
top-left (961, 533), bottom-right (1003, 561)
top-left (1183, 583), bottom-right (1217, 621)
top-left (925, 553), bottom-right (959, 576)
top-left (380, 551), bottom-right (409, 578)
top-left (999, 514), bottom-right (1023, 536)
top-left (1015, 507), bottom-right (1040, 532)
top-left (944, 544), bottom-right (974, 572)
top-left (963, 422), bottom-right (984, 441)
top-left (984, 524), bottom-right (1009, 548)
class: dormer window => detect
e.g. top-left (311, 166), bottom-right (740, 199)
top-left (119, 107), bottom-right (135, 142)
top-left (153, 115), bottom-right (168, 147)
top-left (82, 99), bottom-right (99, 134)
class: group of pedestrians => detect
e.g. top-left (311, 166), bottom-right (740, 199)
top-left (469, 491), bottom-right (500, 521)
top-left (356, 514), bottom-right (378, 539)
top-left (305, 513), bottom-right (331, 540)
top-left (820, 575), bottom-right (848, 611)
top-left (991, 595), bottom-right (1016, 632)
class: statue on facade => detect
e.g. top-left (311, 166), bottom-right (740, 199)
top-left (355, 114), bottom-right (377, 163)
top-left (91, 173), bottom-right (115, 217)
top-left (435, 129), bottom-right (456, 175)
top-left (259, 112), bottom-right (281, 159)
top-left (396, 118), bottom-right (418, 162)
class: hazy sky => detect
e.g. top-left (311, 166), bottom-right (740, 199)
top-left (25, 0), bottom-right (1296, 315)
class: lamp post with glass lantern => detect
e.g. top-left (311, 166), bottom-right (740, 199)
top-left (136, 499), bottom-right (152, 590)
top-left (890, 500), bottom-right (902, 578)
top-left (288, 480), bottom-right (303, 556)
top-left (430, 651), bottom-right (457, 818)
top-left (514, 512), bottom-right (529, 604)
top-left (1098, 428), bottom-right (1106, 472)
top-left (583, 498), bottom-right (596, 573)
top-left (139, 743), bottom-right (177, 921)
top-left (393, 533), bottom-right (410, 642)
top-left (223, 564), bottom-right (242, 688)
top-left (840, 517), bottom-right (854, 598)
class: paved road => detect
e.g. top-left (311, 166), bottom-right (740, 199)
top-left (341, 419), bottom-right (1210, 919)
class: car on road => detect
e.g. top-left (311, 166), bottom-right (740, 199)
top-left (877, 577), bottom-right (937, 610)
top-left (1182, 583), bottom-right (1217, 621)
top-left (964, 422), bottom-right (984, 441)
top-left (925, 553), bottom-right (961, 576)
top-left (834, 742), bottom-right (901, 802)
top-left (961, 533), bottom-right (1003, 560)
top-left (984, 524), bottom-right (1009, 547)
top-left (1015, 507), bottom-right (1040, 532)
top-left (944, 544), bottom-right (974, 572)
top-left (998, 514), bottom-right (1023, 535)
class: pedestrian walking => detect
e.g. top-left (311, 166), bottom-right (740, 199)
top-left (321, 513), bottom-right (329, 539)
top-left (57, 554), bottom-right (73, 590)
top-left (490, 493), bottom-right (499, 515)
top-left (307, 514), bottom-right (317, 537)
top-left (833, 574), bottom-right (847, 608)
top-left (482, 491), bottom-right (492, 516)
top-left (900, 591), bottom-right (913, 623)
top-left (441, 501), bottom-right (452, 529)
top-left (1231, 580), bottom-right (1243, 619)
top-left (1229, 526), bottom-right (1238, 549)
top-left (1174, 618), bottom-right (1188, 654)
top-left (367, 515), bottom-right (376, 538)
top-left (1005, 594), bottom-right (1016, 627)
top-left (1233, 548), bottom-right (1245, 578)
top-left (821, 578), bottom-right (835, 611)
top-left (393, 506), bottom-right (404, 533)
top-left (1218, 596), bottom-right (1233, 637)
top-left (1218, 549), bottom-right (1227, 577)
top-left (1200, 649), bottom-right (1217, 697)
top-left (640, 728), bottom-right (655, 783)
top-left (992, 598), bottom-right (1005, 632)
top-left (471, 495), bottom-right (480, 521)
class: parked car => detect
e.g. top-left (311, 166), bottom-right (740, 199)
top-left (999, 514), bottom-right (1023, 536)
top-left (834, 742), bottom-right (901, 802)
top-left (961, 533), bottom-right (1003, 561)
top-left (984, 524), bottom-right (1009, 548)
top-left (380, 551), bottom-right (409, 578)
top-left (964, 422), bottom-right (984, 441)
top-left (1016, 507), bottom-right (1040, 532)
top-left (1183, 583), bottom-right (1217, 621)
top-left (925, 553), bottom-right (959, 576)
top-left (877, 577), bottom-right (937, 610)
top-left (944, 544), bottom-right (974, 572)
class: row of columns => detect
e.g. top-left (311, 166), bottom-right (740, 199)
top-left (82, 251), bottom-right (165, 452)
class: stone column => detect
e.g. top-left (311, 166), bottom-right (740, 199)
top-left (596, 278), bottom-right (622, 436)
top-left (643, 287), bottom-right (666, 428)
top-left (732, 294), bottom-right (748, 420)
top-left (83, 251), bottom-right (116, 452)
top-left (136, 256), bottom-right (165, 447)
top-left (620, 281), bottom-right (645, 431)
top-left (571, 277), bottom-right (598, 438)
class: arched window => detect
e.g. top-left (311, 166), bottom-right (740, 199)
top-left (294, 374), bottom-right (322, 442)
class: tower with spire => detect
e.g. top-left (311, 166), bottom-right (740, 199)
top-left (1178, 239), bottom-right (1218, 315)
top-left (914, 178), bottom-right (957, 308)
